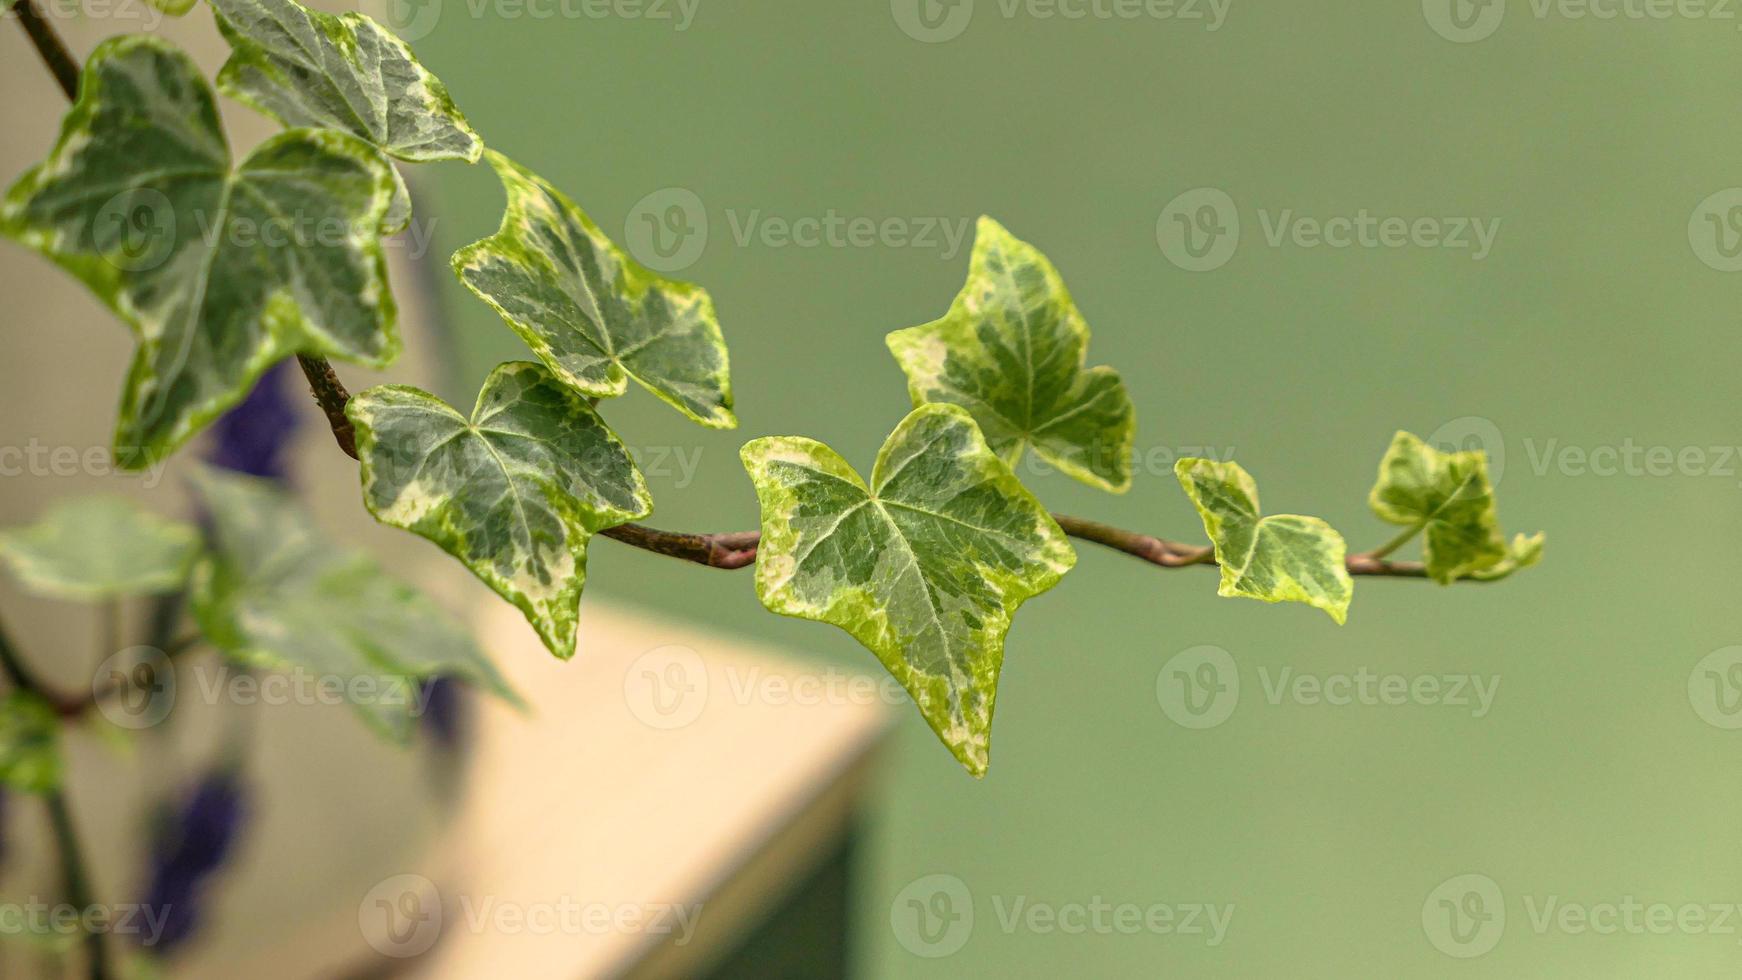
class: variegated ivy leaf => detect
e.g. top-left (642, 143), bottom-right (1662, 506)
top-left (1175, 458), bottom-right (1353, 624)
top-left (0, 497), bottom-right (199, 601)
top-left (454, 151), bottom-right (736, 428)
top-left (211, 0), bottom-right (485, 231)
top-left (1369, 430), bottom-right (1508, 584)
top-left (347, 361), bottom-right (653, 659)
top-left (1470, 531), bottom-right (1545, 583)
top-left (0, 36), bottom-right (398, 470)
top-left (0, 692), bottom-right (60, 795)
top-left (188, 466), bottom-right (519, 741)
top-left (886, 216), bottom-right (1135, 493)
top-left (741, 403), bottom-right (1076, 777)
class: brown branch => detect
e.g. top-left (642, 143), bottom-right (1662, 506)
top-left (16, 0), bottom-right (79, 101)
top-left (295, 354), bottom-right (359, 459)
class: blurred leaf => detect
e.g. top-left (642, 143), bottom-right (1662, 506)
top-left (187, 467), bottom-right (519, 741)
top-left (0, 37), bottom-right (398, 469)
top-left (0, 497), bottom-right (198, 601)
top-left (1369, 430), bottom-right (1508, 583)
top-left (742, 403), bottom-right (1075, 777)
top-left (454, 151), bottom-right (735, 428)
top-left (1176, 458), bottom-right (1353, 624)
top-left (0, 692), bottom-right (60, 795)
top-left (347, 362), bottom-right (652, 659)
top-left (887, 216), bottom-right (1135, 493)
top-left (146, 0), bottom-right (196, 14)
top-left (1469, 531), bottom-right (1546, 583)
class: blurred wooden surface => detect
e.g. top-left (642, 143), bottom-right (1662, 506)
top-left (401, 601), bottom-right (890, 979)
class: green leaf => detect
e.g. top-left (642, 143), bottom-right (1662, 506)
top-left (1369, 430), bottom-right (1508, 583)
top-left (454, 151), bottom-right (736, 428)
top-left (1175, 457), bottom-right (1353, 624)
top-left (741, 403), bottom-right (1076, 777)
top-left (147, 0), bottom-right (198, 15)
top-left (886, 216), bottom-right (1135, 493)
top-left (187, 466), bottom-right (519, 741)
top-left (0, 497), bottom-right (199, 601)
top-left (1, 36), bottom-right (399, 470)
top-left (347, 361), bottom-right (653, 659)
top-left (1469, 531), bottom-right (1545, 583)
top-left (0, 692), bottom-right (61, 794)
top-left (211, 0), bottom-right (483, 232)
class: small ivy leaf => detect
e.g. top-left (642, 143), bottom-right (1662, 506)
top-left (0, 692), bottom-right (60, 795)
top-left (1175, 458), bottom-right (1353, 624)
top-left (147, 0), bottom-right (198, 14)
top-left (187, 466), bottom-right (520, 741)
top-left (0, 37), bottom-right (399, 470)
top-left (347, 361), bottom-right (653, 659)
top-left (210, 0), bottom-right (483, 232)
top-left (742, 403), bottom-right (1076, 777)
top-left (453, 151), bottom-right (736, 428)
top-left (1369, 430), bottom-right (1508, 584)
top-left (1469, 531), bottom-right (1545, 583)
top-left (886, 216), bottom-right (1136, 493)
top-left (0, 497), bottom-right (199, 601)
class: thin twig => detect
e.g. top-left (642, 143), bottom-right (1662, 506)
top-left (296, 354), bottom-right (359, 459)
top-left (15, 0), bottom-right (78, 100)
top-left (45, 790), bottom-right (111, 980)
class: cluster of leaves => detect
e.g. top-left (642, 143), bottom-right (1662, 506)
top-left (0, 0), bottom-right (1541, 780)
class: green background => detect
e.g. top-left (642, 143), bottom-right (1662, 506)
top-left (408, 2), bottom-right (1742, 975)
